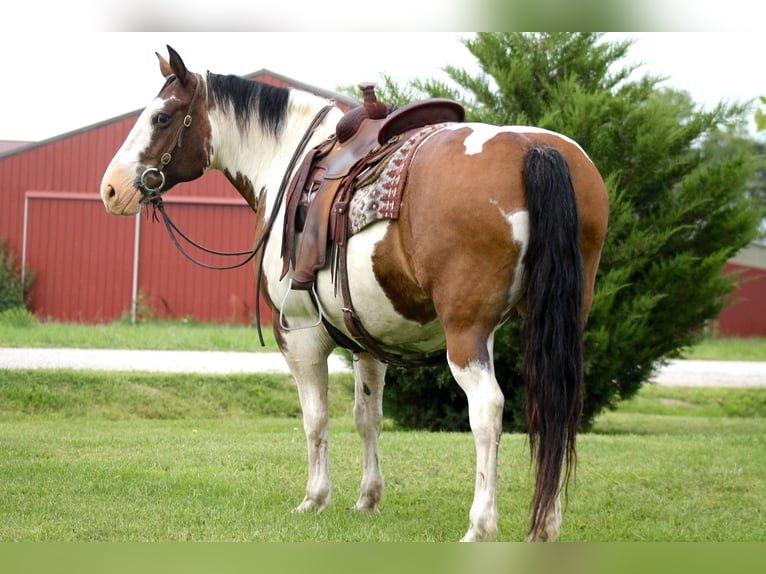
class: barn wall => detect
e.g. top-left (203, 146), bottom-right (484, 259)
top-left (717, 244), bottom-right (766, 337)
top-left (20, 191), bottom-right (262, 325)
top-left (136, 195), bottom-right (259, 324)
top-left (1, 114), bottom-right (143, 261)
top-left (24, 192), bottom-right (134, 322)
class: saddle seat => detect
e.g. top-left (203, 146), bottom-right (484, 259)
top-left (282, 84), bottom-right (464, 291)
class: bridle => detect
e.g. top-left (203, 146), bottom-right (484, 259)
top-left (135, 71), bottom-right (336, 341)
top-left (138, 72), bottom-right (203, 204)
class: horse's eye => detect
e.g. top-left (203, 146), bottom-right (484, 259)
top-left (152, 113), bottom-right (171, 128)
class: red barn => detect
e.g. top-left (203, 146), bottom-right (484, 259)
top-left (717, 242), bottom-right (766, 337)
top-left (0, 70), bottom-right (357, 325)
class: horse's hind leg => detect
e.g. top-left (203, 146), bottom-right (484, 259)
top-left (446, 329), bottom-right (504, 542)
top-left (279, 326), bottom-right (336, 513)
top-left (351, 352), bottom-right (387, 512)
top-left (535, 492), bottom-right (562, 542)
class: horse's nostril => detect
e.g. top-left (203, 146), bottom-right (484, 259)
top-left (107, 186), bottom-right (116, 199)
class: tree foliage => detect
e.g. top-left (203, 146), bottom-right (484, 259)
top-left (756, 96), bottom-right (766, 132)
top-left (372, 33), bottom-right (765, 432)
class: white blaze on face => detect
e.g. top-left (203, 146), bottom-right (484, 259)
top-left (100, 97), bottom-right (170, 215)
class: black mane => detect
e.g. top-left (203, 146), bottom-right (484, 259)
top-left (207, 72), bottom-right (290, 136)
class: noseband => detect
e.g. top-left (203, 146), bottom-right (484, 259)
top-left (139, 73), bottom-right (203, 204)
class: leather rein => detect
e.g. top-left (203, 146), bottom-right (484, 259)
top-left (137, 71), bottom-right (336, 343)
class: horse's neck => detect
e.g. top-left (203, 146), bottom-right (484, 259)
top-left (207, 89), bottom-right (341, 217)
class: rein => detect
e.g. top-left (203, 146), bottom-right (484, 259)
top-left (141, 92), bottom-right (337, 345)
top-left (150, 200), bottom-right (261, 270)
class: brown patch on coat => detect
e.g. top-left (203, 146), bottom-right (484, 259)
top-left (395, 128), bottom-right (527, 367)
top-left (224, 171), bottom-right (258, 212)
top-left (371, 223), bottom-right (437, 325)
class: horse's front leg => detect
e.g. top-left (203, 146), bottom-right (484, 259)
top-left (279, 325), bottom-right (336, 513)
top-left (447, 332), bottom-right (504, 542)
top-left (351, 352), bottom-right (387, 512)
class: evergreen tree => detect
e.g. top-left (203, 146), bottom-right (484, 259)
top-left (373, 33), bottom-right (764, 431)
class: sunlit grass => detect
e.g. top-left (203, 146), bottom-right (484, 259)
top-left (0, 373), bottom-right (763, 542)
top-left (681, 336), bottom-right (766, 361)
top-left (0, 309), bottom-right (278, 352)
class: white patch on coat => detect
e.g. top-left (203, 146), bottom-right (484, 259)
top-left (208, 90), bottom-right (343, 218)
top-left (489, 200), bottom-right (530, 311)
top-left (442, 123), bottom-right (590, 159)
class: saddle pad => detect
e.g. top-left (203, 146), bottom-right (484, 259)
top-left (348, 123), bottom-right (449, 235)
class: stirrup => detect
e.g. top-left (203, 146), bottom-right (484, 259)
top-left (279, 283), bottom-right (324, 332)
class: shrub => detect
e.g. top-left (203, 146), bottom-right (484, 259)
top-left (0, 306), bottom-right (37, 328)
top-left (0, 239), bottom-right (32, 314)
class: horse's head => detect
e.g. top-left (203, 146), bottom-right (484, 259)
top-left (101, 46), bottom-right (212, 216)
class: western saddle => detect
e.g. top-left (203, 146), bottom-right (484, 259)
top-left (279, 84), bottom-right (464, 363)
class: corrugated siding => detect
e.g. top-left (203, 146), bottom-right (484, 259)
top-left (25, 193), bottom-right (134, 321)
top-left (718, 263), bottom-right (766, 337)
top-left (137, 197), bottom-right (258, 323)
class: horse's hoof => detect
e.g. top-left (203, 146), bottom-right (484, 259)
top-left (460, 526), bottom-right (496, 542)
top-left (353, 502), bottom-right (381, 514)
top-left (293, 498), bottom-right (327, 514)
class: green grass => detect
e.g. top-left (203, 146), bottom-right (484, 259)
top-left (0, 370), bottom-right (764, 542)
top-left (681, 336), bottom-right (766, 361)
top-left (0, 308), bottom-right (278, 352)
top-left (0, 369), bottom-right (355, 420)
top-left (1, 313), bottom-right (765, 541)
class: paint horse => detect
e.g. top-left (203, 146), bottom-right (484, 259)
top-left (100, 46), bottom-right (609, 542)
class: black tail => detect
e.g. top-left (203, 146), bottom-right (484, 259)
top-left (522, 145), bottom-right (584, 541)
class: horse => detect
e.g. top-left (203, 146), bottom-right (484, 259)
top-left (100, 46), bottom-right (609, 542)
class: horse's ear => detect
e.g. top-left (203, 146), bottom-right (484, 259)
top-left (156, 51), bottom-right (173, 79)
top-left (166, 45), bottom-right (188, 86)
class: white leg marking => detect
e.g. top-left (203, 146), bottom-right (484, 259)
top-left (281, 327), bottom-right (336, 513)
top-left (542, 493), bottom-right (562, 542)
top-left (448, 335), bottom-right (504, 542)
top-left (352, 353), bottom-right (387, 512)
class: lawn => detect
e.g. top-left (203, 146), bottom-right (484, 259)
top-left (0, 309), bottom-right (278, 352)
top-left (0, 368), bottom-right (763, 542)
top-left (1, 312), bottom-right (764, 542)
